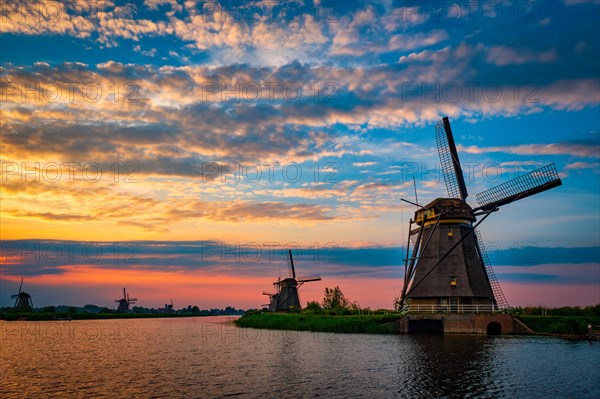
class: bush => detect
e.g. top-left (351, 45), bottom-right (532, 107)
top-left (303, 301), bottom-right (323, 314)
top-left (517, 315), bottom-right (600, 335)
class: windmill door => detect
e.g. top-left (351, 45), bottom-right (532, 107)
top-left (450, 298), bottom-right (459, 313)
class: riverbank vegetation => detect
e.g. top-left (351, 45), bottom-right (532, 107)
top-left (237, 287), bottom-right (600, 337)
top-left (0, 305), bottom-right (246, 321)
top-left (0, 310), bottom-right (212, 321)
top-left (236, 312), bottom-right (401, 334)
top-left (236, 286), bottom-right (401, 333)
top-left (511, 305), bottom-right (600, 317)
top-left (516, 315), bottom-right (600, 335)
top-left (513, 305), bottom-right (600, 335)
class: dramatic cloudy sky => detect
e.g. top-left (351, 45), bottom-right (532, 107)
top-left (1, 0), bottom-right (599, 309)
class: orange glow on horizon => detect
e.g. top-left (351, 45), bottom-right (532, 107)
top-left (2, 270), bottom-right (599, 309)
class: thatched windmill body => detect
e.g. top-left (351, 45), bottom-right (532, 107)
top-left (115, 287), bottom-right (137, 312)
top-left (263, 250), bottom-right (321, 312)
top-left (399, 117), bottom-right (562, 311)
top-left (12, 278), bottom-right (34, 309)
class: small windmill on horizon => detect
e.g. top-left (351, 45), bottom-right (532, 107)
top-left (399, 117), bottom-right (562, 312)
top-left (115, 287), bottom-right (137, 312)
top-left (11, 277), bottom-right (34, 309)
top-left (263, 250), bottom-right (321, 312)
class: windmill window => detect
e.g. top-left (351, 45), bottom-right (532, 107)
top-left (450, 277), bottom-right (457, 287)
top-left (447, 228), bottom-right (453, 237)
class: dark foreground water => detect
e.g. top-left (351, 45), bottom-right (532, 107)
top-left (1, 316), bottom-right (599, 398)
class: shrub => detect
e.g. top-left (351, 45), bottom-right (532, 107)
top-left (303, 301), bottom-right (323, 314)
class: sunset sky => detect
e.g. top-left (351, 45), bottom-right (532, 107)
top-left (1, 0), bottom-right (599, 309)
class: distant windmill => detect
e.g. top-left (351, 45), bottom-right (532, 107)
top-left (399, 117), bottom-right (562, 311)
top-left (161, 299), bottom-right (174, 313)
top-left (115, 287), bottom-right (137, 312)
top-left (262, 277), bottom-right (280, 312)
top-left (263, 250), bottom-right (321, 312)
top-left (11, 277), bottom-right (33, 309)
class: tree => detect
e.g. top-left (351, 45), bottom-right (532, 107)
top-left (393, 296), bottom-right (402, 312)
top-left (322, 286), bottom-right (349, 312)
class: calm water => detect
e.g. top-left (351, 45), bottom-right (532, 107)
top-left (1, 317), bottom-right (599, 398)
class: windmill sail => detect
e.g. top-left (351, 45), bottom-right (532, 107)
top-left (474, 163), bottom-right (562, 212)
top-left (436, 117), bottom-right (468, 200)
top-left (297, 274), bottom-right (322, 283)
top-left (474, 229), bottom-right (509, 309)
top-left (287, 249), bottom-right (296, 278)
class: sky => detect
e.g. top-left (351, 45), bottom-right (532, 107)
top-left (1, 0), bottom-right (599, 310)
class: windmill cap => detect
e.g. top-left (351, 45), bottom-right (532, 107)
top-left (415, 198), bottom-right (475, 224)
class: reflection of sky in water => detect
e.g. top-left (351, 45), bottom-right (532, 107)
top-left (2, 318), bottom-right (599, 398)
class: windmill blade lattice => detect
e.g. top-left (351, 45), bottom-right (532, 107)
top-left (436, 117), bottom-right (468, 200)
top-left (474, 229), bottom-right (509, 309)
top-left (475, 163), bottom-right (562, 211)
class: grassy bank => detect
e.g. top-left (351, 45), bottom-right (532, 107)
top-left (237, 312), bottom-right (600, 337)
top-left (235, 313), bottom-right (401, 334)
top-left (516, 315), bottom-right (600, 336)
top-left (0, 311), bottom-right (217, 321)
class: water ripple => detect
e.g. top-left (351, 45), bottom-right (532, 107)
top-left (1, 318), bottom-right (599, 398)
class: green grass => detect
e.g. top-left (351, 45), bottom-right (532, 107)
top-left (235, 313), bottom-right (402, 334)
top-left (516, 315), bottom-right (600, 335)
top-left (238, 313), bottom-right (600, 337)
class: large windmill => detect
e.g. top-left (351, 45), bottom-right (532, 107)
top-left (11, 277), bottom-right (34, 309)
top-left (399, 117), bottom-right (562, 312)
top-left (263, 250), bottom-right (321, 312)
top-left (115, 287), bottom-right (137, 312)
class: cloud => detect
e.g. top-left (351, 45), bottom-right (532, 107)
top-left (536, 79), bottom-right (600, 111)
top-left (144, 0), bottom-right (183, 12)
top-left (330, 6), bottom-right (447, 56)
top-left (0, 1), bottom-right (96, 37)
top-left (388, 30), bottom-right (449, 52)
top-left (486, 46), bottom-right (558, 66)
top-left (564, 161), bottom-right (600, 170)
top-left (0, 174), bottom-right (340, 230)
top-left (3, 241), bottom-right (597, 277)
top-left (460, 142), bottom-right (600, 158)
top-left (4, 209), bottom-right (95, 221)
top-left (564, 0), bottom-right (600, 4)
